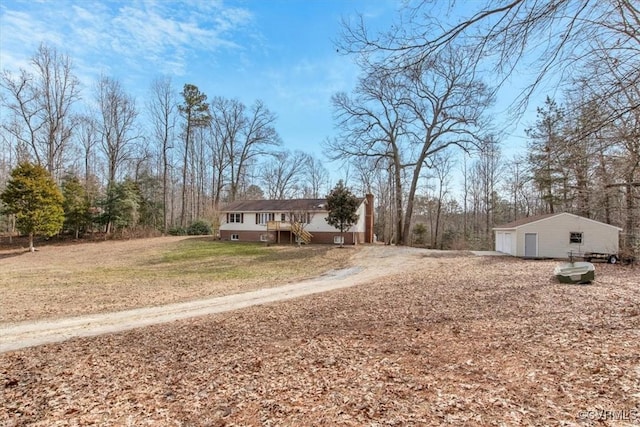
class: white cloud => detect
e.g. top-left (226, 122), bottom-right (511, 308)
top-left (1, 1), bottom-right (255, 81)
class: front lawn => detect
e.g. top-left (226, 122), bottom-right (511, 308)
top-left (0, 236), bottom-right (352, 323)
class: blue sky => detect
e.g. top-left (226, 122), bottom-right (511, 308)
top-left (0, 0), bottom-right (533, 183)
top-left (0, 1), bottom-right (401, 159)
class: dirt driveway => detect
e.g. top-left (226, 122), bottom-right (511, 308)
top-left (1, 245), bottom-right (455, 353)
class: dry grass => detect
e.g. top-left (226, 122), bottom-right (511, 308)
top-left (0, 236), bottom-right (354, 323)
top-left (1, 254), bottom-right (638, 426)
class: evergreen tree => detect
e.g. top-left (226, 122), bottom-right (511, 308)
top-left (61, 174), bottom-right (90, 239)
top-left (179, 84), bottom-right (211, 227)
top-left (525, 97), bottom-right (566, 213)
top-left (99, 178), bottom-right (141, 234)
top-left (325, 180), bottom-right (360, 247)
top-left (0, 162), bottom-right (64, 252)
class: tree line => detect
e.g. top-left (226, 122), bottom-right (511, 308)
top-left (1, 1), bottom-right (638, 258)
top-left (1, 44), bottom-right (331, 237)
top-left (330, 0), bottom-right (638, 256)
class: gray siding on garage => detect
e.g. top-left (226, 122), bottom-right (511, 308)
top-left (494, 231), bottom-right (516, 256)
top-left (494, 213), bottom-right (621, 259)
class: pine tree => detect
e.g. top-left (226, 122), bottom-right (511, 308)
top-left (61, 174), bottom-right (90, 239)
top-left (0, 162), bottom-right (64, 252)
top-left (525, 97), bottom-right (566, 213)
top-left (325, 180), bottom-right (360, 247)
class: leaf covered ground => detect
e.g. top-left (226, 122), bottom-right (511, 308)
top-left (1, 254), bottom-right (639, 426)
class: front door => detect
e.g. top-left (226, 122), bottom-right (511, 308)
top-left (524, 233), bottom-right (537, 258)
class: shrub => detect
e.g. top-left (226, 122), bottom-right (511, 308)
top-left (187, 220), bottom-right (211, 235)
top-left (412, 223), bottom-right (427, 246)
top-left (168, 226), bottom-right (187, 236)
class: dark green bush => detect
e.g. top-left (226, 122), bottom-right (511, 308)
top-left (168, 226), bottom-right (187, 236)
top-left (187, 220), bottom-right (211, 235)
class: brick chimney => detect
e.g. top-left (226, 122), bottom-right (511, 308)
top-left (365, 193), bottom-right (374, 243)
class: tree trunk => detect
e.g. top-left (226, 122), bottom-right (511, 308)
top-left (181, 118), bottom-right (191, 227)
top-left (402, 167), bottom-right (422, 247)
top-left (393, 158), bottom-right (404, 245)
top-left (29, 232), bottom-right (35, 252)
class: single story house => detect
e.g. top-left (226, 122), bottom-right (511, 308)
top-left (219, 195), bottom-right (374, 245)
top-left (493, 212), bottom-right (622, 259)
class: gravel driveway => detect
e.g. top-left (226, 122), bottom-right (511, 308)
top-left (1, 245), bottom-right (442, 353)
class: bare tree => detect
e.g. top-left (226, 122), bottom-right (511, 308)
top-left (74, 115), bottom-right (98, 185)
top-left (329, 44), bottom-right (491, 245)
top-left (96, 76), bottom-right (139, 187)
top-left (339, 1), bottom-right (639, 119)
top-left (147, 76), bottom-right (177, 234)
top-left (604, 79), bottom-right (640, 253)
top-left (209, 97), bottom-right (242, 208)
top-left (260, 150), bottom-right (309, 199)
top-left (304, 155), bottom-right (330, 198)
top-left (227, 100), bottom-right (281, 201)
top-left (426, 149), bottom-right (454, 248)
top-left (400, 45), bottom-right (493, 242)
top-left (73, 114), bottom-right (101, 216)
top-left (1, 44), bottom-right (80, 180)
top-left (502, 155), bottom-right (526, 222)
top-left (95, 76), bottom-right (139, 233)
top-left (327, 67), bottom-right (409, 244)
top-left (472, 135), bottom-right (503, 239)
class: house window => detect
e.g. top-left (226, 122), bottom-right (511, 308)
top-left (260, 234), bottom-right (269, 242)
top-left (569, 232), bottom-right (583, 244)
top-left (291, 213), bottom-right (311, 224)
top-left (334, 235), bottom-right (344, 245)
top-left (227, 213), bottom-right (243, 223)
top-left (231, 234), bottom-right (239, 241)
top-left (256, 212), bottom-right (275, 225)
top-left (281, 213), bottom-right (286, 221)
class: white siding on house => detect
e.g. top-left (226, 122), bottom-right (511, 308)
top-left (305, 211), bottom-right (334, 233)
top-left (220, 206), bottom-right (365, 234)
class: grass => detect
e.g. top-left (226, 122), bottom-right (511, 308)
top-left (151, 240), bottom-right (334, 280)
top-left (0, 237), bottom-right (353, 323)
top-left (158, 239), bottom-right (268, 263)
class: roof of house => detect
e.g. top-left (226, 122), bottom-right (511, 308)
top-left (223, 198), bottom-right (330, 212)
top-left (493, 212), bottom-right (623, 231)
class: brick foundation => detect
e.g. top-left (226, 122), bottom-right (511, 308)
top-left (219, 230), bottom-right (365, 245)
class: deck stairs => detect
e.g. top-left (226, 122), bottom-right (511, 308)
top-left (291, 222), bottom-right (312, 244)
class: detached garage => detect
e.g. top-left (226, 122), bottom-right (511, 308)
top-left (493, 213), bottom-right (622, 259)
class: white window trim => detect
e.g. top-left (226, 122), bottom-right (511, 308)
top-left (569, 231), bottom-right (583, 244)
top-left (334, 235), bottom-right (344, 245)
top-left (256, 212), bottom-right (275, 225)
top-left (260, 234), bottom-right (269, 242)
top-left (291, 212), bottom-right (312, 224)
top-left (229, 213), bottom-right (243, 223)
top-left (231, 234), bottom-right (239, 241)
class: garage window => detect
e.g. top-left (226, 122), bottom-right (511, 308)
top-left (569, 232), bottom-right (583, 244)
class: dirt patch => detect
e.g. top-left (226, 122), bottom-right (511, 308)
top-left (1, 254), bottom-right (638, 426)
